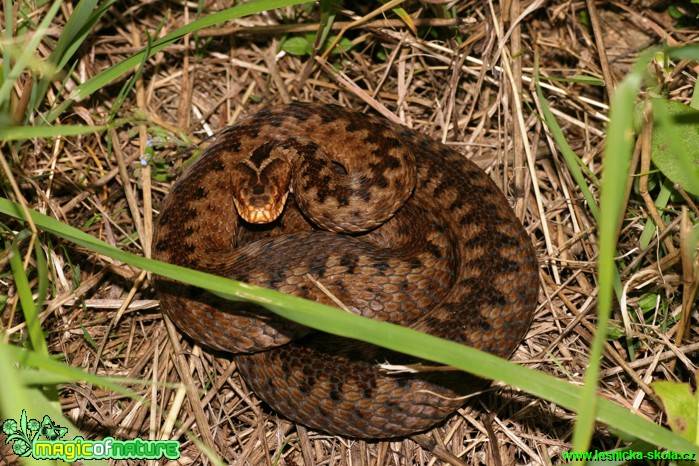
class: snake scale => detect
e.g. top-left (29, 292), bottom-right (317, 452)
top-left (153, 102), bottom-right (538, 438)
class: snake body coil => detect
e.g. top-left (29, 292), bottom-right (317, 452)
top-left (153, 103), bottom-right (538, 438)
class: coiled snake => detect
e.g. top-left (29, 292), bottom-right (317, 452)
top-left (153, 103), bottom-right (538, 438)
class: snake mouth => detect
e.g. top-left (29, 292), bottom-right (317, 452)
top-left (242, 207), bottom-right (280, 223)
top-left (234, 192), bottom-right (289, 224)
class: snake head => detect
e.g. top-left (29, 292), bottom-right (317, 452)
top-left (231, 150), bottom-right (292, 224)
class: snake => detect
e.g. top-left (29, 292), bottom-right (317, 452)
top-left (153, 102), bottom-right (538, 438)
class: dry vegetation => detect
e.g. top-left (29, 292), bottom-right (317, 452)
top-left (2, 0), bottom-right (699, 465)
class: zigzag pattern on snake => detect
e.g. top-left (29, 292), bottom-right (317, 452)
top-left (153, 102), bottom-right (538, 438)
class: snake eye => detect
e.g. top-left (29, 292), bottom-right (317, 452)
top-left (330, 161), bottom-right (348, 175)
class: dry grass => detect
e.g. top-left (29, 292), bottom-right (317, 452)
top-left (2, 1), bottom-right (699, 465)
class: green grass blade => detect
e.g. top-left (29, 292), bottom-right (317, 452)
top-left (33, 235), bottom-right (48, 311)
top-left (1, 342), bottom-right (217, 464)
top-left (534, 54), bottom-right (600, 220)
top-left (1, 196), bottom-right (697, 456)
top-left (108, 31), bottom-right (153, 121)
top-left (540, 75), bottom-right (605, 86)
top-left (49, 0), bottom-right (100, 69)
top-left (43, 0), bottom-right (311, 122)
top-left (35, 0), bottom-right (118, 110)
top-left (316, 0), bottom-right (338, 51)
top-left (638, 177), bottom-right (673, 250)
top-left (2, 0), bottom-right (13, 112)
top-left (4, 344), bottom-right (146, 398)
top-left (0, 0), bottom-right (63, 106)
top-left (571, 50), bottom-right (655, 456)
top-left (8, 238), bottom-right (49, 356)
top-left (0, 124), bottom-right (108, 140)
top-left (0, 344), bottom-right (98, 465)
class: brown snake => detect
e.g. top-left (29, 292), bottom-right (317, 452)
top-left (153, 103), bottom-right (538, 438)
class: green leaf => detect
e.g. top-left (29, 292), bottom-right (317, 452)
top-left (390, 6), bottom-right (416, 34)
top-left (667, 43), bottom-right (699, 60)
top-left (648, 98), bottom-right (699, 196)
top-left (328, 35), bottom-right (353, 55)
top-left (282, 36), bottom-right (313, 56)
top-left (653, 380), bottom-right (698, 444)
